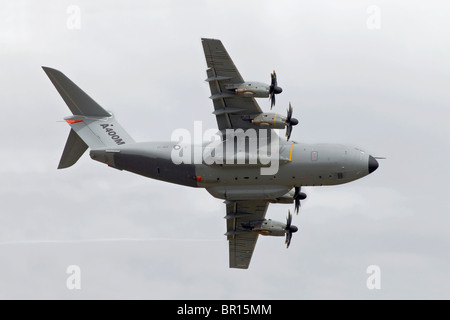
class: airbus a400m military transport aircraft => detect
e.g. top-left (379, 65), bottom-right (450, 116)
top-left (43, 38), bottom-right (379, 269)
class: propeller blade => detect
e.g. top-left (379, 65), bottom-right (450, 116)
top-left (269, 70), bottom-right (282, 109)
top-left (287, 102), bottom-right (293, 121)
top-left (285, 125), bottom-right (293, 141)
top-left (293, 186), bottom-right (307, 214)
top-left (284, 210), bottom-right (298, 248)
top-left (284, 102), bottom-right (298, 141)
top-left (294, 187), bottom-right (301, 213)
top-left (286, 232), bottom-right (293, 248)
top-left (286, 210), bottom-right (292, 228)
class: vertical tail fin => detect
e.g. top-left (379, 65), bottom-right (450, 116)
top-left (43, 67), bottom-right (111, 118)
top-left (43, 67), bottom-right (135, 168)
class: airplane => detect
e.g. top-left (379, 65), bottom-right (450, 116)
top-left (43, 38), bottom-right (379, 269)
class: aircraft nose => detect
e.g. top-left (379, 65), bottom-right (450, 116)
top-left (368, 155), bottom-right (379, 174)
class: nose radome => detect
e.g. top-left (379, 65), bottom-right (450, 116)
top-left (368, 155), bottom-right (379, 174)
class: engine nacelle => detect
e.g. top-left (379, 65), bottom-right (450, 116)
top-left (234, 82), bottom-right (270, 98)
top-left (241, 219), bottom-right (287, 237)
top-left (251, 112), bottom-right (287, 129)
top-left (269, 189), bottom-right (295, 204)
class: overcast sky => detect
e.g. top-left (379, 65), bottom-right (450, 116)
top-left (1, 0), bottom-right (450, 299)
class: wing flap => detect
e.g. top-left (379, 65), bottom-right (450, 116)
top-left (202, 38), bottom-right (244, 84)
top-left (202, 39), bottom-right (263, 131)
top-left (229, 233), bottom-right (259, 269)
top-left (226, 200), bottom-right (269, 269)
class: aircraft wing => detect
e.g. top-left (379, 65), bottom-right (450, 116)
top-left (202, 38), bottom-right (263, 131)
top-left (225, 200), bottom-right (269, 269)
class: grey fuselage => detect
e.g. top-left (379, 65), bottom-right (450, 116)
top-left (90, 138), bottom-right (378, 201)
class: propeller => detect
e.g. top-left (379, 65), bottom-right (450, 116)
top-left (293, 186), bottom-right (307, 214)
top-left (285, 210), bottom-right (298, 248)
top-left (285, 102), bottom-right (299, 141)
top-left (270, 70), bottom-right (283, 109)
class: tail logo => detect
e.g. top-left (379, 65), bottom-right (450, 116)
top-left (100, 124), bottom-right (126, 145)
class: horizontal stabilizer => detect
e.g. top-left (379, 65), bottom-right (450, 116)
top-left (58, 129), bottom-right (88, 169)
top-left (42, 66), bottom-right (111, 117)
